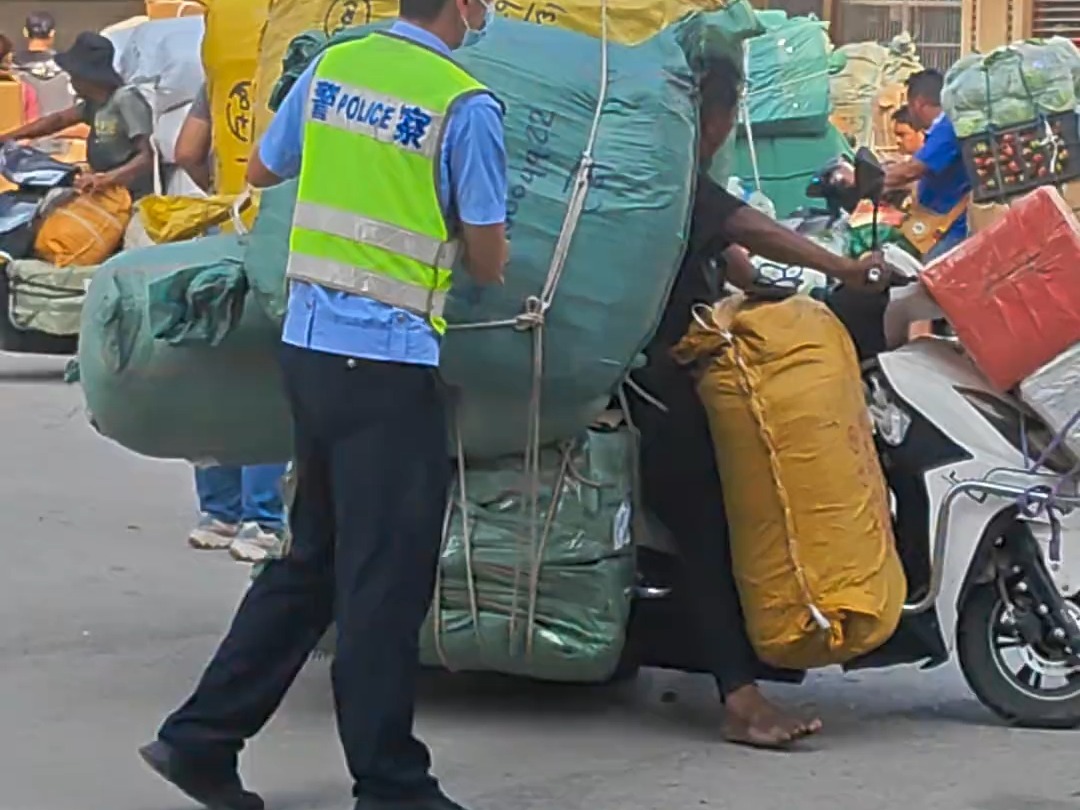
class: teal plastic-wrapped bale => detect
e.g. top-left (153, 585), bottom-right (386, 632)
top-left (717, 124), bottom-right (852, 218)
top-left (419, 427), bottom-right (634, 681)
top-left (742, 12), bottom-right (832, 137)
top-left (246, 13), bottom-right (750, 459)
top-left (311, 427), bottom-right (635, 681)
top-left (77, 236), bottom-right (293, 465)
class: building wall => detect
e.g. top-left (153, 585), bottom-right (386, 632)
top-left (0, 0), bottom-right (146, 48)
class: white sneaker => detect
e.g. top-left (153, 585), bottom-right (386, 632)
top-left (229, 522), bottom-right (284, 564)
top-left (188, 516), bottom-right (239, 550)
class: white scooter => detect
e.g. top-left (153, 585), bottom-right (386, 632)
top-left (629, 150), bottom-right (1080, 728)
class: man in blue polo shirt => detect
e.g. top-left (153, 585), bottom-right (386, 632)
top-left (138, 1), bottom-right (508, 809)
top-left (885, 69), bottom-right (971, 260)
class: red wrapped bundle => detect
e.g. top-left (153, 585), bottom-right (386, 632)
top-left (922, 186), bottom-right (1080, 391)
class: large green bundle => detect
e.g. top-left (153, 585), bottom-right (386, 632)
top-left (743, 12), bottom-right (832, 137)
top-left (77, 236), bottom-right (292, 465)
top-left (245, 10), bottom-right (761, 461)
top-left (311, 427), bottom-right (636, 681)
top-left (944, 39), bottom-right (1080, 138)
top-left (418, 426), bottom-right (635, 681)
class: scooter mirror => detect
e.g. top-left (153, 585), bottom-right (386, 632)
top-left (854, 146), bottom-right (885, 204)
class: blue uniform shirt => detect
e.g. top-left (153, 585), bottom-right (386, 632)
top-left (914, 113), bottom-right (971, 242)
top-left (258, 20), bottom-right (507, 365)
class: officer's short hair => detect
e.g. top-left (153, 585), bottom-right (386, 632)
top-left (400, 0), bottom-right (453, 22)
top-left (907, 69), bottom-right (943, 106)
top-left (700, 57), bottom-right (743, 117)
top-left (25, 11), bottom-right (56, 39)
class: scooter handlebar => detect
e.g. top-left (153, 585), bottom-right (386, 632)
top-left (867, 265), bottom-right (917, 288)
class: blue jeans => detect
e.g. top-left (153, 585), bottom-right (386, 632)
top-left (924, 229), bottom-right (965, 262)
top-left (194, 464), bottom-right (287, 530)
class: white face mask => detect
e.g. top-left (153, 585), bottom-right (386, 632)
top-left (461, 0), bottom-right (494, 48)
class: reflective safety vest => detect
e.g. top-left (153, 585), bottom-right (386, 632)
top-left (287, 32), bottom-right (494, 334)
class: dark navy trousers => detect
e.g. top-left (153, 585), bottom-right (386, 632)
top-left (160, 344), bottom-right (451, 801)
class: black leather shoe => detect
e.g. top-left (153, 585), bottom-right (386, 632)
top-left (354, 792), bottom-right (470, 810)
top-left (138, 740), bottom-right (265, 810)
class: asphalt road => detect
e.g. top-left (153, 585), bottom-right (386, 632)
top-left (2, 353), bottom-right (1078, 810)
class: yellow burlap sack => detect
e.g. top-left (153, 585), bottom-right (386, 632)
top-left (136, 191), bottom-right (258, 243)
top-left (673, 295), bottom-right (906, 670)
top-left (253, 0), bottom-right (732, 140)
top-left (34, 186), bottom-right (133, 267)
top-left (200, 0), bottom-right (271, 194)
top-left (253, 0), bottom-right (395, 141)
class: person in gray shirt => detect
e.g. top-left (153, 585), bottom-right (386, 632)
top-left (174, 83), bottom-right (213, 193)
top-left (0, 32), bottom-right (154, 199)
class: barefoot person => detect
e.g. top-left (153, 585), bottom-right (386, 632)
top-left (628, 57), bottom-right (888, 749)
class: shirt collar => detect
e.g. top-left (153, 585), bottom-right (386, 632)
top-left (932, 111), bottom-right (946, 126)
top-left (389, 20), bottom-right (452, 57)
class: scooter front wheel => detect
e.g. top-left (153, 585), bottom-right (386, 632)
top-left (957, 582), bottom-right (1080, 728)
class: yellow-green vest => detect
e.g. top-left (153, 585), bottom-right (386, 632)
top-left (287, 32), bottom-right (493, 333)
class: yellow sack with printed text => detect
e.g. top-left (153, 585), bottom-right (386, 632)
top-left (136, 192), bottom-right (258, 244)
top-left (200, 0), bottom-right (270, 194)
top-left (673, 295), bottom-right (906, 670)
top-left (253, 0), bottom-right (735, 140)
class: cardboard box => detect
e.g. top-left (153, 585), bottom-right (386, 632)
top-left (968, 179), bottom-right (1080, 234)
top-left (0, 80), bottom-right (25, 135)
top-left (924, 186), bottom-right (1080, 391)
top-left (1020, 342), bottom-right (1080, 458)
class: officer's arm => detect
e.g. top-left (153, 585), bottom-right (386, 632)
top-left (246, 62), bottom-right (313, 188)
top-left (246, 151), bottom-right (284, 189)
top-left (450, 96), bottom-right (508, 286)
top-left (461, 223), bottom-right (508, 285)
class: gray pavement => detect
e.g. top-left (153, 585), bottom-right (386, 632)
top-left (1, 353), bottom-right (1077, 810)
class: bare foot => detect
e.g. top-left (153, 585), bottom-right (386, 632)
top-left (722, 684), bottom-right (822, 750)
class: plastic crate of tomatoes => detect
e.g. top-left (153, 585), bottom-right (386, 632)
top-left (962, 112), bottom-right (1080, 204)
top-left (922, 185), bottom-right (1080, 391)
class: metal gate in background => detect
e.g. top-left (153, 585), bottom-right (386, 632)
top-left (1031, 0), bottom-right (1080, 42)
top-left (835, 0), bottom-right (962, 71)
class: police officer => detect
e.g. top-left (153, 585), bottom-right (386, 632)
top-left (138, 0), bottom-right (507, 806)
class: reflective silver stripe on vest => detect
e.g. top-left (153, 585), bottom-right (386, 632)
top-left (304, 79), bottom-right (446, 160)
top-left (292, 201), bottom-right (460, 270)
top-left (286, 253), bottom-right (448, 318)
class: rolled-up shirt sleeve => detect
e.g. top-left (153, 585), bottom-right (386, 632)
top-left (445, 94), bottom-right (507, 226)
top-left (915, 116), bottom-right (961, 175)
top-left (257, 59), bottom-right (320, 180)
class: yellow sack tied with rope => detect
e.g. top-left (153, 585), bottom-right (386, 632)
top-left (34, 186), bottom-right (133, 267)
top-left (136, 192), bottom-right (258, 244)
top-left (673, 294), bottom-right (906, 670)
top-left (253, 0), bottom-right (735, 140)
top-left (200, 0), bottom-right (270, 194)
